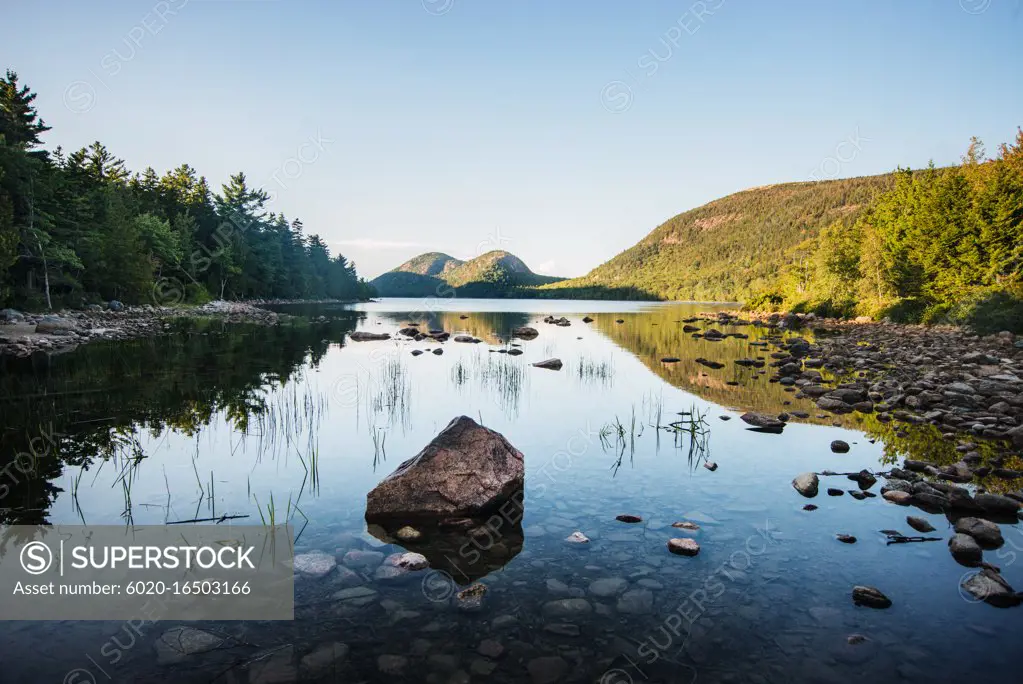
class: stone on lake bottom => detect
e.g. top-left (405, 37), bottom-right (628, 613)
top-left (564, 531), bottom-right (590, 543)
top-left (154, 627), bottom-right (225, 665)
top-left (293, 551), bottom-right (337, 578)
top-left (527, 656), bottom-right (568, 684)
top-left (852, 586), bottom-right (891, 609)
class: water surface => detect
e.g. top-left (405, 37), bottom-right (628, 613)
top-left (0, 299), bottom-right (1019, 683)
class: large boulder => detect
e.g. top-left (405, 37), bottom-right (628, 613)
top-left (366, 416), bottom-right (524, 522)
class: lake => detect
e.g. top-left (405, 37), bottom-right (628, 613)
top-left (0, 298), bottom-right (1019, 683)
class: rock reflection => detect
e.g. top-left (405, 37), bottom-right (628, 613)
top-left (366, 499), bottom-right (524, 585)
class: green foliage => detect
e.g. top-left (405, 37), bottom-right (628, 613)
top-left (962, 290), bottom-right (1023, 335)
top-left (393, 252), bottom-right (463, 276)
top-left (748, 130), bottom-right (1023, 333)
top-left (0, 70), bottom-right (372, 309)
top-left (545, 175), bottom-right (895, 301)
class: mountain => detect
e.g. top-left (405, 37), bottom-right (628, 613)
top-left (370, 250), bottom-right (563, 297)
top-left (541, 174), bottom-right (898, 302)
top-left (393, 252), bottom-right (464, 276)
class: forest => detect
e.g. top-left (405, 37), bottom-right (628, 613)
top-left (750, 132), bottom-right (1023, 333)
top-left (0, 70), bottom-right (373, 310)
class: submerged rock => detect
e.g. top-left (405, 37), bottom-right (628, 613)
top-left (615, 514), bottom-right (642, 523)
top-left (365, 416), bottom-right (524, 521)
top-left (852, 586), bottom-right (891, 609)
top-left (293, 551), bottom-right (337, 578)
top-left (154, 627), bottom-right (225, 665)
top-left (456, 583), bottom-right (488, 612)
top-left (672, 521), bottom-right (700, 530)
top-left (792, 472), bottom-right (820, 498)
top-left (541, 598), bottom-right (592, 619)
top-left (617, 588), bottom-right (654, 614)
top-left (588, 577), bottom-right (627, 597)
top-left (395, 526), bottom-right (422, 541)
top-left (527, 656), bottom-right (568, 684)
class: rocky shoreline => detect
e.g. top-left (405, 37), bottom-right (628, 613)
top-left (699, 310), bottom-right (1023, 455)
top-left (0, 300), bottom-right (283, 358)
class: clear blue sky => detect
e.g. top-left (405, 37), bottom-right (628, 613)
top-left (5, 0), bottom-right (1022, 279)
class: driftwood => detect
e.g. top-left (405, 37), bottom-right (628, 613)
top-left (166, 514), bottom-right (250, 525)
top-left (882, 530), bottom-right (942, 545)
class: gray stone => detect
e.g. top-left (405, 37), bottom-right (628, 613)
top-left (527, 656), bottom-right (568, 684)
top-left (300, 642), bottom-right (349, 677)
top-left (852, 586), bottom-right (891, 609)
top-left (961, 568), bottom-right (1022, 607)
top-left (667, 538), bottom-right (700, 556)
top-left (378, 655), bottom-right (408, 675)
top-left (564, 531), bottom-right (589, 543)
top-left (247, 645), bottom-right (296, 684)
top-left (588, 577), bottom-right (628, 597)
top-left (954, 517), bottom-right (1004, 548)
top-left (342, 550), bottom-right (384, 569)
top-left (154, 627), bottom-right (225, 665)
top-left (366, 416), bottom-right (524, 520)
top-left (477, 639), bottom-right (505, 659)
top-left (906, 516), bottom-right (936, 533)
top-left (617, 588), bottom-right (654, 614)
top-left (949, 533), bottom-right (983, 565)
top-left (395, 525), bottom-right (422, 541)
top-left (792, 472), bottom-right (819, 498)
top-left (541, 598), bottom-right (592, 619)
top-left (293, 551), bottom-right (337, 578)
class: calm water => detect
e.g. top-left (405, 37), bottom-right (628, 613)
top-left (0, 299), bottom-right (1019, 683)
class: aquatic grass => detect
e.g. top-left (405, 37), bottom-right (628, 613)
top-left (449, 349), bottom-right (527, 418)
top-left (659, 405), bottom-right (712, 469)
top-left (366, 354), bottom-right (412, 431)
top-left (371, 427), bottom-right (387, 470)
top-left (576, 355), bottom-right (615, 388)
